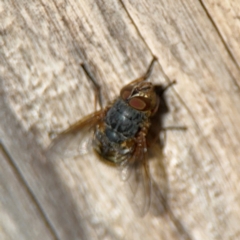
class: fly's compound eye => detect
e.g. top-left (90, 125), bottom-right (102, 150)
top-left (121, 86), bottom-right (152, 111)
top-left (128, 97), bottom-right (147, 110)
top-left (129, 96), bottom-right (155, 111)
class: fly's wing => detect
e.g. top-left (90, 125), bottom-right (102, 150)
top-left (120, 142), bottom-right (151, 217)
top-left (46, 110), bottom-right (105, 160)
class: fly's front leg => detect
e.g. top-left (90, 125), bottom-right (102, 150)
top-left (81, 63), bottom-right (103, 111)
top-left (125, 56), bottom-right (158, 88)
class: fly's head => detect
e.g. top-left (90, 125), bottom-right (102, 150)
top-left (120, 81), bottom-right (159, 115)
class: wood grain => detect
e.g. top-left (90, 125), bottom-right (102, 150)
top-left (0, 0), bottom-right (240, 240)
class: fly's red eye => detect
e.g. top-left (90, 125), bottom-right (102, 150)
top-left (129, 97), bottom-right (153, 111)
top-left (129, 97), bottom-right (146, 110)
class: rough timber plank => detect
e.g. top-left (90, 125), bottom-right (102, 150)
top-left (201, 0), bottom-right (240, 67)
top-left (0, 0), bottom-right (240, 240)
top-left (0, 144), bottom-right (55, 240)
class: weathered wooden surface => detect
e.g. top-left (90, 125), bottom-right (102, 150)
top-left (0, 0), bottom-right (240, 240)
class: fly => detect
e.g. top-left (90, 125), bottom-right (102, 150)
top-left (47, 56), bottom-right (177, 216)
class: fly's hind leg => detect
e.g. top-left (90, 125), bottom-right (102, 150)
top-left (81, 63), bottom-right (103, 111)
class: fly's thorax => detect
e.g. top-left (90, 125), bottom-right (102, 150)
top-left (105, 99), bottom-right (148, 139)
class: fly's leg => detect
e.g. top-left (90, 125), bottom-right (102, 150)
top-left (81, 63), bottom-right (103, 111)
top-left (154, 80), bottom-right (177, 97)
top-left (162, 80), bottom-right (177, 92)
top-left (137, 56), bottom-right (158, 82)
top-left (161, 126), bottom-right (187, 131)
top-left (124, 56), bottom-right (158, 87)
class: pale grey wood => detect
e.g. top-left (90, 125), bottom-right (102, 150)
top-left (0, 0), bottom-right (240, 240)
top-left (0, 144), bottom-right (55, 240)
top-left (201, 0), bottom-right (240, 67)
